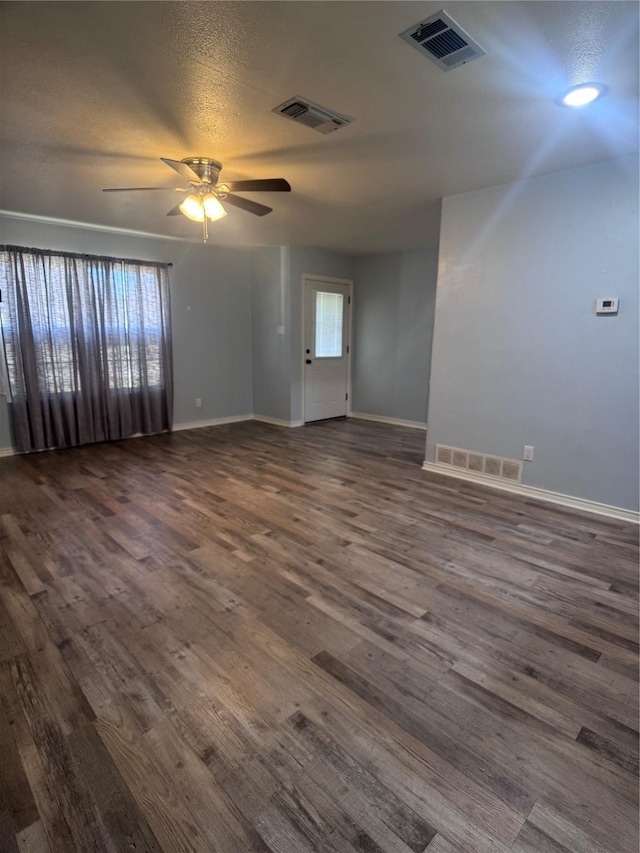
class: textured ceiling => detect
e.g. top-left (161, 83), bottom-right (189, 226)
top-left (0, 1), bottom-right (638, 254)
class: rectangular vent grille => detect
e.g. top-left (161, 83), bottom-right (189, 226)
top-left (420, 27), bottom-right (467, 58)
top-left (400, 9), bottom-right (486, 71)
top-left (281, 101), bottom-right (310, 119)
top-left (484, 456), bottom-right (502, 477)
top-left (468, 453), bottom-right (484, 472)
top-left (436, 446), bottom-right (452, 465)
top-left (435, 445), bottom-right (523, 483)
top-left (452, 450), bottom-right (468, 469)
top-left (501, 460), bottom-right (522, 482)
top-left (273, 97), bottom-right (352, 134)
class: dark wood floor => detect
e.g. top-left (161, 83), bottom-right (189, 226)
top-left (0, 419), bottom-right (637, 853)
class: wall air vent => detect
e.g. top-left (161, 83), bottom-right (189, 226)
top-left (273, 97), bottom-right (352, 134)
top-left (435, 445), bottom-right (523, 483)
top-left (400, 10), bottom-right (486, 71)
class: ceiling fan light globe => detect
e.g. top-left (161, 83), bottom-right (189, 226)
top-left (204, 196), bottom-right (227, 221)
top-left (558, 82), bottom-right (607, 107)
top-left (179, 195), bottom-right (205, 221)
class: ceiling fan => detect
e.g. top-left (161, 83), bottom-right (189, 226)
top-left (103, 157), bottom-right (291, 242)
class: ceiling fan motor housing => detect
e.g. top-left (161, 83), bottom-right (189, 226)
top-left (182, 157), bottom-right (222, 185)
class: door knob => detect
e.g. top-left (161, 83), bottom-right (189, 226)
top-left (305, 359), bottom-right (312, 364)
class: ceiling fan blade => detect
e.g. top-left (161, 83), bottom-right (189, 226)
top-left (223, 194), bottom-right (273, 217)
top-left (223, 178), bottom-right (291, 193)
top-left (166, 202), bottom-right (185, 216)
top-left (102, 186), bottom-right (186, 192)
top-left (160, 157), bottom-right (202, 184)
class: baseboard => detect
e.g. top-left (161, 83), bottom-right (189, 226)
top-left (253, 415), bottom-right (304, 428)
top-left (0, 414), bottom-right (299, 451)
top-left (349, 412), bottom-right (427, 431)
top-left (177, 414), bottom-right (304, 430)
top-left (421, 461), bottom-right (640, 524)
top-left (173, 414), bottom-right (253, 432)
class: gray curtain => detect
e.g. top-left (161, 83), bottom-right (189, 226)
top-left (0, 246), bottom-right (173, 452)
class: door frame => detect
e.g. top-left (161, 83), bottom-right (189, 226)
top-left (301, 273), bottom-right (354, 424)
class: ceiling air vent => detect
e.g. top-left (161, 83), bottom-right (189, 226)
top-left (400, 10), bottom-right (486, 71)
top-left (273, 97), bottom-right (352, 135)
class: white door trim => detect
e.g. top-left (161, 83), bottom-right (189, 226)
top-left (301, 274), bottom-right (353, 424)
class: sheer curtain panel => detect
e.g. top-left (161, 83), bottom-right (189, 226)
top-left (0, 246), bottom-right (173, 452)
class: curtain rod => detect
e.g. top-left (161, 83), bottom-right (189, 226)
top-left (0, 245), bottom-right (172, 268)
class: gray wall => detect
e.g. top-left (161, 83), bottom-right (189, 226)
top-left (351, 248), bottom-right (438, 424)
top-left (426, 155), bottom-right (640, 511)
top-left (250, 246), bottom-right (290, 421)
top-left (0, 223), bottom-right (356, 446)
top-left (0, 215), bottom-right (253, 449)
top-left (289, 247), bottom-right (354, 423)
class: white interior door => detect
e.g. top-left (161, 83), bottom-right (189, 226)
top-left (303, 278), bottom-right (351, 423)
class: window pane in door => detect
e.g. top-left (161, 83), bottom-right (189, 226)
top-left (315, 292), bottom-right (343, 357)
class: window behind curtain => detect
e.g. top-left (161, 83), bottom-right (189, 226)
top-left (0, 246), bottom-right (173, 452)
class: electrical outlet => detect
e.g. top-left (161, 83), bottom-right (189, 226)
top-left (523, 445), bottom-right (534, 461)
top-left (195, 398), bottom-right (202, 408)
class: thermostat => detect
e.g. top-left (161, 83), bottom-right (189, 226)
top-left (596, 298), bottom-right (619, 315)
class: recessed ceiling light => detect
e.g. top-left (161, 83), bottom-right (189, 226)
top-left (558, 83), bottom-right (607, 107)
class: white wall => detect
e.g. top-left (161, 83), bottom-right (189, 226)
top-left (0, 215), bottom-right (254, 448)
top-left (426, 155), bottom-right (640, 511)
top-left (352, 247), bottom-right (438, 424)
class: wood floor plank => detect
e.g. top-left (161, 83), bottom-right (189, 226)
top-left (576, 726), bottom-right (639, 776)
top-left (410, 605), bottom-right (638, 731)
top-left (510, 820), bottom-right (574, 853)
top-left (0, 517), bottom-right (48, 595)
top-left (292, 698), bottom-right (516, 853)
top-left (0, 595), bottom-right (28, 663)
top-left (450, 659), bottom-right (582, 739)
top-left (143, 718), bottom-right (274, 852)
top-left (6, 654), bottom-right (105, 851)
top-left (0, 661), bottom-right (87, 852)
top-left (0, 419), bottom-right (637, 852)
top-left (0, 696), bottom-right (39, 832)
top-left (94, 702), bottom-right (216, 852)
top-left (15, 820), bottom-right (52, 853)
top-left (311, 648), bottom-right (536, 819)
top-left (524, 799), bottom-right (614, 853)
top-left (66, 722), bottom-right (162, 851)
top-left (291, 756), bottom-right (421, 853)
top-left (0, 666), bottom-right (76, 851)
top-left (426, 837), bottom-right (468, 853)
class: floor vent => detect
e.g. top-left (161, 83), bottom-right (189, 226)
top-left (400, 10), bottom-right (486, 71)
top-left (273, 97), bottom-right (352, 134)
top-left (435, 445), bottom-right (523, 483)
